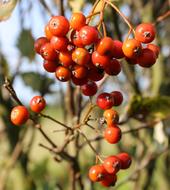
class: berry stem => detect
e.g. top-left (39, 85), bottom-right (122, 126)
top-left (104, 0), bottom-right (135, 35)
top-left (82, 103), bottom-right (96, 124)
top-left (154, 10), bottom-right (170, 25)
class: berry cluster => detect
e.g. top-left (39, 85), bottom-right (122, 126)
top-left (10, 9), bottom-right (160, 189)
top-left (10, 96), bottom-right (46, 126)
top-left (34, 12), bottom-right (123, 92)
top-left (123, 23), bottom-right (159, 67)
top-left (89, 153), bottom-right (131, 187)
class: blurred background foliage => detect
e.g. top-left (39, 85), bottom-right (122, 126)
top-left (0, 0), bottom-right (170, 190)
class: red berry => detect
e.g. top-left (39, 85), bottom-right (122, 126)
top-left (92, 51), bottom-right (110, 69)
top-left (105, 58), bottom-right (121, 76)
top-left (87, 66), bottom-right (105, 82)
top-left (72, 48), bottom-right (90, 66)
top-left (70, 12), bottom-right (86, 31)
top-left (88, 165), bottom-right (107, 182)
top-left (49, 16), bottom-right (69, 37)
top-left (125, 57), bottom-right (138, 65)
top-left (44, 24), bottom-right (53, 40)
top-left (79, 26), bottom-right (99, 45)
top-left (71, 76), bottom-right (88, 86)
top-left (72, 65), bottom-right (87, 79)
top-left (43, 60), bottom-right (58, 73)
top-left (34, 37), bottom-right (49, 54)
top-left (10, 106), bottom-right (29, 126)
top-left (81, 81), bottom-right (98, 96)
top-left (112, 40), bottom-right (124, 59)
top-left (40, 42), bottom-right (58, 61)
top-left (55, 66), bottom-right (71, 82)
top-left (59, 51), bottom-right (74, 68)
top-left (96, 92), bottom-right (114, 110)
top-left (117, 153), bottom-right (132, 169)
top-left (30, 96), bottom-right (46, 113)
top-left (110, 91), bottom-right (123, 106)
top-left (135, 23), bottom-right (156, 43)
top-left (100, 174), bottom-right (117, 187)
top-left (96, 37), bottom-right (114, 56)
top-left (122, 39), bottom-right (142, 59)
top-left (71, 30), bottom-right (84, 47)
top-left (51, 36), bottom-right (68, 51)
top-left (103, 156), bottom-right (121, 174)
top-left (138, 48), bottom-right (156, 68)
top-left (146, 44), bottom-right (160, 58)
top-left (103, 109), bottom-right (119, 125)
top-left (104, 126), bottom-right (122, 144)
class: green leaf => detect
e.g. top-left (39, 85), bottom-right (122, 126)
top-left (0, 0), bottom-right (17, 21)
top-left (16, 29), bottom-right (35, 60)
top-left (21, 72), bottom-right (55, 95)
top-left (127, 95), bottom-right (170, 121)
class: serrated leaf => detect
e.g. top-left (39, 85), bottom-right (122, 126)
top-left (127, 95), bottom-right (170, 121)
top-left (0, 0), bottom-right (17, 21)
top-left (16, 29), bottom-right (35, 60)
top-left (21, 72), bottom-right (55, 95)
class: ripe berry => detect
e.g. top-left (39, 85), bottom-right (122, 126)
top-left (146, 44), bottom-right (160, 58)
top-left (55, 66), bottom-right (71, 82)
top-left (96, 93), bottom-right (114, 110)
top-left (110, 91), bottom-right (123, 106)
top-left (70, 12), bottom-right (86, 31)
top-left (72, 48), bottom-right (90, 66)
top-left (43, 60), bottom-right (58, 73)
top-left (79, 26), bottom-right (99, 45)
top-left (44, 24), bottom-right (53, 40)
top-left (88, 165), bottom-right (107, 182)
top-left (81, 81), bottom-right (98, 96)
top-left (138, 48), bottom-right (156, 68)
top-left (71, 76), bottom-right (88, 86)
top-left (71, 30), bottom-right (84, 47)
top-left (34, 37), bottom-right (49, 54)
top-left (112, 40), bottom-right (124, 59)
top-left (105, 58), bottom-right (121, 76)
top-left (122, 39), bottom-right (142, 59)
top-left (59, 51), bottom-right (73, 67)
top-left (135, 23), bottom-right (156, 43)
top-left (92, 51), bottom-right (110, 69)
top-left (10, 106), bottom-right (29, 126)
top-left (51, 36), bottom-right (68, 51)
top-left (72, 65), bottom-right (87, 79)
top-left (104, 126), bottom-right (122, 144)
top-left (87, 66), bottom-right (105, 82)
top-left (49, 16), bottom-right (69, 37)
top-left (100, 174), bottom-right (117, 187)
top-left (103, 156), bottom-right (121, 174)
top-left (103, 109), bottom-right (119, 125)
top-left (40, 42), bottom-right (58, 61)
top-left (96, 37), bottom-right (114, 56)
top-left (30, 96), bottom-right (46, 113)
top-left (117, 153), bottom-right (132, 169)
